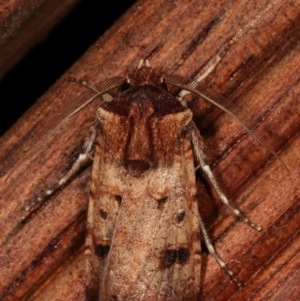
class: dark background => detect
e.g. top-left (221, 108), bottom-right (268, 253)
top-left (0, 0), bottom-right (136, 136)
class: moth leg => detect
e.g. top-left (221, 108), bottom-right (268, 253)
top-left (55, 127), bottom-right (96, 187)
top-left (198, 212), bottom-right (242, 286)
top-left (24, 127), bottom-right (97, 211)
top-left (190, 122), bottom-right (261, 231)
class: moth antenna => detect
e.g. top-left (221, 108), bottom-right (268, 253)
top-left (164, 74), bottom-right (289, 172)
top-left (5, 76), bottom-right (126, 181)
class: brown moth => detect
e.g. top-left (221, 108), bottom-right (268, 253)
top-left (14, 60), bottom-right (285, 301)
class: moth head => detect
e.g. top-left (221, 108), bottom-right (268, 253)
top-left (126, 60), bottom-right (163, 88)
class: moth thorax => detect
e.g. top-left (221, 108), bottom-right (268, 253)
top-left (125, 101), bottom-right (154, 177)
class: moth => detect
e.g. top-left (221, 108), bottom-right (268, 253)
top-left (16, 60), bottom-right (284, 301)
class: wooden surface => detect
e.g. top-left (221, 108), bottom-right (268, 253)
top-left (0, 0), bottom-right (300, 300)
top-left (0, 0), bottom-right (81, 79)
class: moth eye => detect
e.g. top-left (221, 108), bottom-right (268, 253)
top-left (156, 196), bottom-right (168, 209)
top-left (99, 209), bottom-right (108, 219)
top-left (94, 244), bottom-right (110, 258)
top-left (174, 209), bottom-right (185, 223)
top-left (120, 82), bottom-right (130, 92)
top-left (160, 82), bottom-right (168, 91)
top-left (114, 195), bottom-right (122, 204)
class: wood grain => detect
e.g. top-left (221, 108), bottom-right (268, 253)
top-left (0, 0), bottom-right (81, 79)
top-left (0, 0), bottom-right (299, 300)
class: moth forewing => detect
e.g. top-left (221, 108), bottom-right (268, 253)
top-left (86, 70), bottom-right (202, 300)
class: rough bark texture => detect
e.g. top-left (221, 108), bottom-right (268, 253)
top-left (0, 0), bottom-right (81, 79)
top-left (0, 0), bottom-right (299, 300)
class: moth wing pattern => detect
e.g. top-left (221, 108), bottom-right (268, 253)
top-left (85, 65), bottom-right (202, 301)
